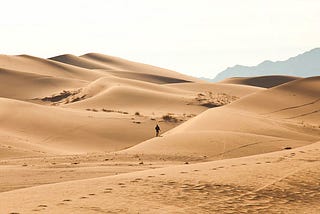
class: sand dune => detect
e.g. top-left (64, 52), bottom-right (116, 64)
top-left (220, 75), bottom-right (301, 88)
top-left (168, 82), bottom-right (264, 97)
top-left (49, 54), bottom-right (114, 70)
top-left (0, 52), bottom-right (319, 213)
top-left (37, 75), bottom-right (251, 115)
top-left (68, 85), bottom-right (200, 115)
top-left (81, 53), bottom-right (201, 82)
top-left (0, 97), bottom-right (186, 156)
top-left (123, 76), bottom-right (320, 158)
top-left (50, 53), bottom-right (201, 84)
top-left (122, 130), bottom-right (310, 158)
top-left (122, 107), bottom-right (319, 158)
top-left (0, 68), bottom-right (86, 100)
top-left (0, 54), bottom-right (105, 81)
top-left (0, 54), bottom-right (250, 157)
top-left (229, 76), bottom-right (320, 123)
top-left (60, 76), bottom-right (206, 115)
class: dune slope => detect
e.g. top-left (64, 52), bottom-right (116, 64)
top-left (50, 53), bottom-right (201, 84)
top-left (229, 76), bottom-right (320, 123)
top-left (0, 98), bottom-right (180, 155)
top-left (122, 76), bottom-right (320, 158)
top-left (0, 54), bottom-right (105, 81)
top-left (0, 68), bottom-right (86, 100)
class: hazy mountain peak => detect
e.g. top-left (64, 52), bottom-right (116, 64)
top-left (258, 60), bottom-right (273, 66)
top-left (212, 48), bottom-right (320, 82)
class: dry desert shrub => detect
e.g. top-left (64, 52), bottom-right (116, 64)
top-left (162, 114), bottom-right (178, 123)
top-left (101, 109), bottom-right (129, 114)
top-left (193, 92), bottom-right (238, 108)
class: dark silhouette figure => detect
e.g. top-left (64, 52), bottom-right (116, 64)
top-left (155, 124), bottom-right (161, 137)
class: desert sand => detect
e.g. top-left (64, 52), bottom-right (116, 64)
top-left (0, 53), bottom-right (319, 213)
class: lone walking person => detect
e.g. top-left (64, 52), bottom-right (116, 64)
top-left (155, 124), bottom-right (161, 137)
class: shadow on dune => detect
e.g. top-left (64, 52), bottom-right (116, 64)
top-left (105, 70), bottom-right (192, 84)
top-left (222, 75), bottom-right (300, 88)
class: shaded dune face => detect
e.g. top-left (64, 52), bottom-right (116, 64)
top-left (220, 75), bottom-right (301, 88)
top-left (100, 71), bottom-right (193, 84)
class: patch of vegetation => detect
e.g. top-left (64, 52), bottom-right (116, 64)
top-left (86, 108), bottom-right (128, 114)
top-left (40, 89), bottom-right (84, 104)
top-left (192, 92), bottom-right (238, 108)
top-left (162, 114), bottom-right (178, 123)
top-left (41, 90), bottom-right (73, 102)
top-left (70, 95), bottom-right (86, 103)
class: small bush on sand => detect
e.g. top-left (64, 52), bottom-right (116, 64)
top-left (135, 112), bottom-right (140, 116)
top-left (162, 114), bottom-right (178, 123)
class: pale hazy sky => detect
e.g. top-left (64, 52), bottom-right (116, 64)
top-left (1, 0), bottom-right (319, 78)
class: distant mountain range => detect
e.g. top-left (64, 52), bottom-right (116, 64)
top-left (210, 48), bottom-right (320, 82)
